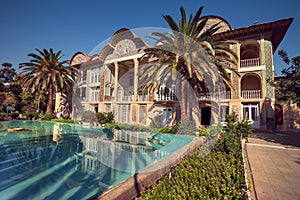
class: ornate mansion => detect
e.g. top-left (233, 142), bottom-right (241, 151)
top-left (69, 16), bottom-right (293, 131)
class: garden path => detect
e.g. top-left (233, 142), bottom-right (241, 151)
top-left (246, 130), bottom-right (300, 200)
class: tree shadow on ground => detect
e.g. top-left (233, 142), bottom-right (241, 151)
top-left (250, 130), bottom-right (300, 148)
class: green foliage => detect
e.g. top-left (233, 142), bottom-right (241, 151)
top-left (97, 112), bottom-right (114, 124)
top-left (222, 112), bottom-right (253, 141)
top-left (117, 123), bottom-right (154, 132)
top-left (276, 49), bottom-right (300, 106)
top-left (24, 111), bottom-right (40, 120)
top-left (198, 127), bottom-right (209, 136)
top-left (18, 48), bottom-right (78, 113)
top-left (171, 121), bottom-right (197, 135)
top-left (159, 127), bottom-right (172, 133)
top-left (51, 118), bottom-right (74, 124)
top-left (236, 120), bottom-right (253, 141)
top-left (81, 110), bottom-right (97, 122)
top-left (40, 112), bottom-right (56, 121)
top-left (104, 123), bottom-right (120, 129)
top-left (139, 120), bottom-right (249, 199)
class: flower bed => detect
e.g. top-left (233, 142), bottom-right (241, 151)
top-left (138, 113), bottom-right (251, 199)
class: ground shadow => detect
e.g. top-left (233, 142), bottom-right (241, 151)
top-left (250, 129), bottom-right (300, 148)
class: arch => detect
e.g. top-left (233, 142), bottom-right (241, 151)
top-left (70, 52), bottom-right (91, 66)
top-left (98, 45), bottom-right (114, 61)
top-left (275, 104), bottom-right (283, 127)
top-left (109, 28), bottom-right (146, 49)
top-left (240, 40), bottom-right (260, 60)
top-left (241, 73), bottom-right (261, 90)
top-left (199, 15), bottom-right (231, 34)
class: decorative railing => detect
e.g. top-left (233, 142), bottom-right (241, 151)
top-left (198, 91), bottom-right (231, 101)
top-left (116, 95), bottom-right (133, 102)
top-left (138, 94), bottom-right (148, 101)
top-left (156, 93), bottom-right (176, 101)
top-left (240, 58), bottom-right (260, 67)
top-left (241, 90), bottom-right (261, 99)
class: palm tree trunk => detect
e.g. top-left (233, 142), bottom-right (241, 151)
top-left (180, 79), bottom-right (190, 122)
top-left (46, 87), bottom-right (54, 113)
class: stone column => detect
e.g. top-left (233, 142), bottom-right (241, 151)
top-left (133, 58), bottom-right (139, 102)
top-left (114, 62), bottom-right (119, 102)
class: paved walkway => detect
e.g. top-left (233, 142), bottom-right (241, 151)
top-left (246, 130), bottom-right (300, 200)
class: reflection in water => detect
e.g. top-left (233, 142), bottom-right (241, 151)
top-left (0, 121), bottom-right (192, 199)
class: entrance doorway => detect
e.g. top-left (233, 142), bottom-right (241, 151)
top-left (201, 107), bottom-right (211, 126)
top-left (242, 103), bottom-right (260, 129)
top-left (162, 107), bottom-right (172, 126)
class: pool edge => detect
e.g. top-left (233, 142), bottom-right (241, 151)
top-left (96, 136), bottom-right (205, 200)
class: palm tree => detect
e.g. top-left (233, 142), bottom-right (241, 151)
top-left (19, 48), bottom-right (78, 114)
top-left (140, 6), bottom-right (238, 122)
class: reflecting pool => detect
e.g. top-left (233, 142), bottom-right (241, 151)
top-left (0, 121), bottom-right (193, 200)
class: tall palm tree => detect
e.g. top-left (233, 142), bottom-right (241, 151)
top-left (19, 48), bottom-right (78, 114)
top-left (140, 6), bottom-right (238, 122)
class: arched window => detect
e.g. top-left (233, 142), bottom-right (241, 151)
top-left (240, 41), bottom-right (260, 67)
top-left (241, 74), bottom-right (261, 99)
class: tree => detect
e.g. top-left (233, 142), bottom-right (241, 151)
top-left (0, 62), bottom-right (17, 92)
top-left (0, 62), bottom-right (21, 114)
top-left (140, 6), bottom-right (238, 122)
top-left (19, 48), bottom-right (78, 114)
top-left (276, 49), bottom-right (300, 106)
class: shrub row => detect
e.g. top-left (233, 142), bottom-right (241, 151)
top-left (138, 113), bottom-right (251, 199)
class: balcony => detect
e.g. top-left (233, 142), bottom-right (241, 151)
top-left (156, 93), bottom-right (176, 101)
top-left (241, 90), bottom-right (261, 99)
top-left (138, 94), bottom-right (148, 101)
top-left (198, 91), bottom-right (231, 101)
top-left (121, 95), bottom-right (133, 102)
top-left (240, 58), bottom-right (260, 67)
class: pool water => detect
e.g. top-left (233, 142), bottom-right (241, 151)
top-left (0, 121), bottom-right (193, 200)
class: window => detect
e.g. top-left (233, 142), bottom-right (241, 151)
top-left (139, 105), bottom-right (147, 124)
top-left (162, 108), bottom-right (172, 126)
top-left (220, 106), bottom-right (229, 122)
top-left (104, 86), bottom-right (111, 96)
top-left (90, 68), bottom-right (100, 83)
top-left (129, 72), bottom-right (134, 86)
top-left (90, 87), bottom-right (100, 102)
top-left (82, 87), bottom-right (86, 98)
top-left (105, 104), bottom-right (111, 112)
top-left (106, 70), bottom-right (111, 82)
top-left (117, 104), bottom-right (130, 124)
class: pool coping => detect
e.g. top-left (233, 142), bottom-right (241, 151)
top-left (96, 136), bottom-right (205, 200)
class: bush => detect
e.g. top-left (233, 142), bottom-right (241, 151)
top-left (198, 127), bottom-right (209, 136)
top-left (82, 110), bottom-right (97, 122)
top-left (40, 112), bottom-right (56, 121)
top-left (97, 112), bottom-right (114, 124)
top-left (139, 123), bottom-right (249, 200)
top-left (24, 111), bottom-right (40, 120)
top-left (104, 123), bottom-right (120, 129)
top-left (51, 119), bottom-right (75, 124)
top-left (222, 112), bottom-right (253, 141)
top-left (170, 121), bottom-right (197, 135)
top-left (159, 127), bottom-right (172, 133)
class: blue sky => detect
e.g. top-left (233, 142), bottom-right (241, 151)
top-left (0, 0), bottom-right (299, 75)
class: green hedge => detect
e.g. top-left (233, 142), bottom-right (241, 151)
top-left (138, 114), bottom-right (251, 199)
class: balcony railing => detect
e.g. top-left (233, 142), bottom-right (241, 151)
top-left (240, 58), bottom-right (260, 67)
top-left (156, 93), bottom-right (176, 101)
top-left (138, 94), bottom-right (148, 101)
top-left (198, 91), bottom-right (231, 101)
top-left (241, 90), bottom-right (261, 99)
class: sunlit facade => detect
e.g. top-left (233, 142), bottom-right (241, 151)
top-left (69, 16), bottom-right (293, 131)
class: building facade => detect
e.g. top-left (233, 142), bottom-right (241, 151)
top-left (70, 16), bottom-right (293, 131)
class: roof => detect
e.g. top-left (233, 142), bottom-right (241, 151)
top-left (213, 17), bottom-right (294, 53)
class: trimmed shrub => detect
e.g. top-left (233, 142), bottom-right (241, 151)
top-left (82, 110), bottom-right (97, 122)
top-left (159, 127), bottom-right (172, 133)
top-left (40, 112), bottom-right (56, 121)
top-left (97, 112), bottom-right (114, 124)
